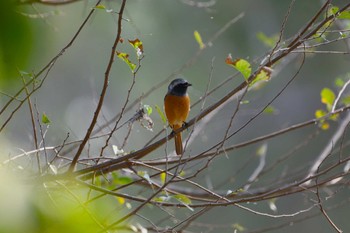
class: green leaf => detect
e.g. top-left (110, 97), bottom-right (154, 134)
top-left (194, 30), bottom-right (205, 49)
top-left (330, 6), bottom-right (340, 16)
top-left (321, 88), bottom-right (335, 110)
top-left (263, 105), bottom-right (276, 115)
top-left (339, 11), bottom-right (350, 19)
top-left (341, 95), bottom-right (350, 105)
top-left (173, 194), bottom-right (191, 205)
top-left (155, 105), bottom-right (167, 124)
top-left (41, 113), bottom-right (51, 124)
top-left (235, 59), bottom-right (251, 80)
top-left (173, 194), bottom-right (193, 211)
top-left (335, 78), bottom-right (344, 87)
top-left (329, 6), bottom-right (350, 19)
top-left (143, 104), bottom-right (152, 116)
top-left (225, 54), bottom-right (251, 80)
top-left (116, 52), bottom-right (136, 72)
top-left (93, 4), bottom-right (116, 14)
top-left (117, 176), bottom-right (133, 185)
top-left (179, 170), bottom-right (186, 177)
top-left (112, 172), bottom-right (133, 185)
top-left (256, 32), bottom-right (279, 48)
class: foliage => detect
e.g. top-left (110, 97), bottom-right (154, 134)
top-left (0, 1), bottom-right (32, 85)
top-left (1, 1), bottom-right (350, 233)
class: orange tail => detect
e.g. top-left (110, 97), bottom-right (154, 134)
top-left (174, 132), bottom-right (183, 155)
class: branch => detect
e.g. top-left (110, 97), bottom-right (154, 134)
top-left (68, 0), bottom-right (128, 172)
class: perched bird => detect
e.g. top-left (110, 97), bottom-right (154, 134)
top-left (164, 78), bottom-right (191, 155)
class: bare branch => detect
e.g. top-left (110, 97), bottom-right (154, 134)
top-left (69, 0), bottom-right (128, 172)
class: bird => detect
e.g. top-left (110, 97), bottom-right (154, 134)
top-left (164, 78), bottom-right (191, 155)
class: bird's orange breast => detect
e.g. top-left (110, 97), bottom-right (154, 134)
top-left (164, 94), bottom-right (190, 128)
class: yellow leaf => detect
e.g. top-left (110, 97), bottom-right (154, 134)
top-left (330, 113), bottom-right (339, 121)
top-left (116, 51), bottom-right (136, 72)
top-left (194, 30), bottom-right (205, 49)
top-left (94, 4), bottom-right (106, 9)
top-left (321, 121), bottom-right (330, 130)
top-left (155, 105), bottom-right (167, 124)
top-left (250, 66), bottom-right (272, 88)
top-left (315, 109), bottom-right (326, 119)
top-left (128, 38), bottom-right (144, 58)
top-left (160, 172), bottom-right (166, 184)
top-left (173, 194), bottom-right (191, 205)
top-left (116, 196), bottom-right (125, 204)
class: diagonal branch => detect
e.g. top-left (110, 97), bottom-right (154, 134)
top-left (68, 0), bottom-right (128, 172)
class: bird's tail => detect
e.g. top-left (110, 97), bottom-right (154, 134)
top-left (173, 125), bottom-right (183, 155)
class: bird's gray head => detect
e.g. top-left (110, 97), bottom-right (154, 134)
top-left (167, 78), bottom-right (192, 96)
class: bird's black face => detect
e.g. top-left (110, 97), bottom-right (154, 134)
top-left (168, 78), bottom-right (192, 96)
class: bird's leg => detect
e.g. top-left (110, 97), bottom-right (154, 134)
top-left (168, 125), bottom-right (176, 136)
top-left (170, 130), bottom-right (176, 136)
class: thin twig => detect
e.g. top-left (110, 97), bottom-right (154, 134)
top-left (332, 79), bottom-right (350, 112)
top-left (315, 158), bottom-right (343, 233)
top-left (20, 72), bottom-right (41, 173)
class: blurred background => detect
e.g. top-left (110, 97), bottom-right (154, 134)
top-left (0, 0), bottom-right (349, 232)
